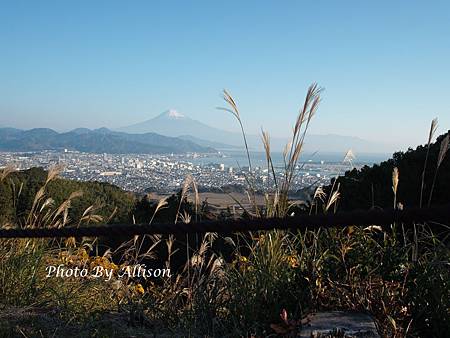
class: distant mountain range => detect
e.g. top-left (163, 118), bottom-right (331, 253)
top-left (0, 110), bottom-right (393, 155)
top-left (119, 109), bottom-right (393, 153)
top-left (0, 127), bottom-right (215, 154)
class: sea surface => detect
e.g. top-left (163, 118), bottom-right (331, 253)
top-left (187, 150), bottom-right (390, 168)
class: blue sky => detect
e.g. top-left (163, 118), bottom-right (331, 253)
top-left (1, 0), bottom-right (449, 151)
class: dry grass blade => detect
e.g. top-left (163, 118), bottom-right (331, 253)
top-left (293, 83), bottom-right (322, 136)
top-left (428, 133), bottom-right (449, 207)
top-left (68, 190), bottom-right (83, 200)
top-left (325, 190), bottom-right (340, 212)
top-left (428, 118), bottom-right (438, 145)
top-left (420, 118), bottom-right (438, 207)
top-left (278, 83), bottom-right (323, 216)
top-left (309, 185), bottom-right (327, 215)
top-left (219, 89), bottom-right (252, 171)
top-left (313, 186), bottom-right (326, 201)
top-left (222, 89), bottom-right (240, 120)
top-left (30, 187), bottom-right (46, 218)
top-left (392, 167), bottom-right (399, 208)
top-left (261, 129), bottom-right (271, 164)
top-left (437, 134), bottom-right (449, 168)
top-left (0, 165), bottom-right (16, 181)
top-left (343, 149), bottom-right (356, 168)
top-left (78, 203), bottom-right (105, 225)
top-left (175, 174), bottom-right (195, 223)
top-left (149, 197), bottom-right (168, 224)
top-left (53, 190), bottom-right (83, 221)
top-left (289, 84), bottom-right (322, 162)
top-left (180, 211), bottom-right (191, 224)
top-left (81, 205), bottom-right (95, 218)
top-left (181, 174), bottom-right (194, 199)
top-left (282, 141), bottom-right (292, 167)
top-left (105, 207), bottom-right (117, 223)
top-left (220, 89), bottom-right (277, 215)
top-left (261, 128), bottom-right (278, 191)
top-left (392, 167), bottom-right (399, 194)
top-left (325, 149), bottom-right (353, 214)
top-left (45, 164), bottom-right (64, 185)
top-left (39, 198), bottom-right (54, 213)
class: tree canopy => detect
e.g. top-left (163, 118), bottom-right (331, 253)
top-left (324, 131), bottom-right (450, 211)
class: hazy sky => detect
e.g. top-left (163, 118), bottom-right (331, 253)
top-left (1, 1), bottom-right (449, 151)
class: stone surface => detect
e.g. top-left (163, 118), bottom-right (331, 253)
top-left (299, 311), bottom-right (380, 338)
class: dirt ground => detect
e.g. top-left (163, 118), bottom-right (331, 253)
top-left (147, 192), bottom-right (266, 211)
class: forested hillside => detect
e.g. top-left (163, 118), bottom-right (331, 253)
top-left (0, 167), bottom-right (135, 225)
top-left (325, 131), bottom-right (450, 211)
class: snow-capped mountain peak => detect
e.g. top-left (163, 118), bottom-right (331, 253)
top-left (165, 109), bottom-right (185, 119)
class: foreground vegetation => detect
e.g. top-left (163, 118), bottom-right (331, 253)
top-left (0, 85), bottom-right (449, 337)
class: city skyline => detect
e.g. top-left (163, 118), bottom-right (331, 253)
top-left (1, 1), bottom-right (449, 151)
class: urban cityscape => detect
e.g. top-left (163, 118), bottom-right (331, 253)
top-left (0, 150), bottom-right (361, 195)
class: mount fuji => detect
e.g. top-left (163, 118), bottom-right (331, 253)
top-left (118, 110), bottom-right (243, 148)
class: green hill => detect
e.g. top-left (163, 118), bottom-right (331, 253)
top-left (0, 167), bottom-right (135, 226)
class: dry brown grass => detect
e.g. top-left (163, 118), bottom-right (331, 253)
top-left (428, 133), bottom-right (449, 206)
top-left (419, 118), bottom-right (438, 207)
top-left (392, 167), bottom-right (399, 208)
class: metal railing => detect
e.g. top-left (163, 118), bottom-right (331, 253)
top-left (0, 204), bottom-right (449, 238)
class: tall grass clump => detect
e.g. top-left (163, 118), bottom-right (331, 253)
top-left (0, 166), bottom-right (138, 336)
top-left (218, 85), bottom-right (449, 337)
top-left (218, 84), bottom-right (324, 336)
